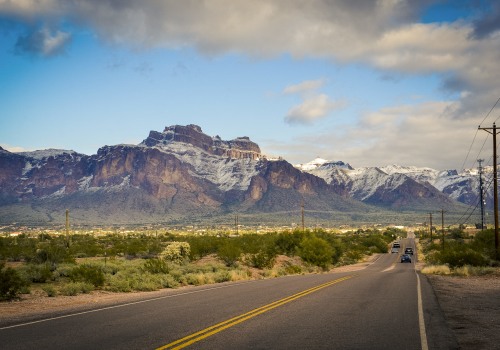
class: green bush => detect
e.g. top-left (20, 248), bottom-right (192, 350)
top-left (299, 236), bottom-right (333, 269)
top-left (431, 245), bottom-right (489, 267)
top-left (42, 285), bottom-right (57, 297)
top-left (217, 241), bottom-right (242, 267)
top-left (0, 262), bottom-right (29, 300)
top-left (23, 263), bottom-right (53, 283)
top-left (59, 282), bottom-right (94, 296)
top-left (143, 258), bottom-right (170, 274)
top-left (247, 249), bottom-right (276, 269)
top-left (70, 264), bottom-right (105, 287)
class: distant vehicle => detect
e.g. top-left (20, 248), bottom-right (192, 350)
top-left (391, 247), bottom-right (399, 253)
top-left (400, 254), bottom-right (412, 263)
top-left (404, 247), bottom-right (413, 255)
top-left (393, 242), bottom-right (401, 248)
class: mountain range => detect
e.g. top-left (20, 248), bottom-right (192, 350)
top-left (0, 124), bottom-right (484, 226)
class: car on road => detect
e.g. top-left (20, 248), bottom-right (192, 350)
top-left (393, 242), bottom-right (401, 248)
top-left (404, 247), bottom-right (413, 255)
top-left (400, 254), bottom-right (412, 263)
top-left (391, 247), bottom-right (399, 253)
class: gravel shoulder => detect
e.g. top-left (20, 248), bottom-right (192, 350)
top-left (425, 272), bottom-right (500, 350)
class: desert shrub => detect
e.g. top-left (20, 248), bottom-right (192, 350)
top-left (421, 265), bottom-right (451, 275)
top-left (275, 231), bottom-right (305, 256)
top-left (161, 242), bottom-right (191, 264)
top-left (52, 263), bottom-right (75, 280)
top-left (128, 274), bottom-right (162, 291)
top-left (60, 282), bottom-right (94, 296)
top-left (217, 240), bottom-right (242, 267)
top-left (158, 274), bottom-right (180, 288)
top-left (42, 285), bottom-right (57, 297)
top-left (453, 265), bottom-right (496, 276)
top-left (185, 236), bottom-right (219, 259)
top-left (0, 262), bottom-right (29, 300)
top-left (184, 273), bottom-right (205, 286)
top-left (430, 243), bottom-right (489, 267)
top-left (30, 240), bottom-right (75, 266)
top-left (213, 270), bottom-right (232, 283)
top-left (106, 277), bottom-right (132, 292)
top-left (70, 264), bottom-right (105, 287)
top-left (298, 236), bottom-right (333, 269)
top-left (247, 249), bottom-right (276, 269)
top-left (282, 262), bottom-right (303, 275)
top-left (23, 263), bottom-right (53, 283)
top-left (143, 258), bottom-right (170, 274)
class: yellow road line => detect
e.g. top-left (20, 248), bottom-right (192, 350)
top-left (156, 275), bottom-right (354, 350)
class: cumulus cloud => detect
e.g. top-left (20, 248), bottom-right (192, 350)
top-left (274, 100), bottom-right (486, 170)
top-left (283, 79), bottom-right (326, 95)
top-left (285, 94), bottom-right (344, 125)
top-left (2, 0), bottom-right (500, 166)
top-left (282, 78), bottom-right (344, 125)
top-left (14, 25), bottom-right (71, 56)
top-left (1, 1), bottom-right (498, 99)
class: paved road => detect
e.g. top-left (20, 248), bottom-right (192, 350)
top-left (0, 237), bottom-right (457, 349)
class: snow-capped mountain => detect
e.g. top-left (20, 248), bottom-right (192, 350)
top-left (297, 159), bottom-right (491, 209)
top-left (0, 126), bottom-right (367, 225)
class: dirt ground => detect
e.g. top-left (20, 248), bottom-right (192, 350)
top-left (426, 273), bottom-right (500, 350)
top-left (1, 261), bottom-right (500, 350)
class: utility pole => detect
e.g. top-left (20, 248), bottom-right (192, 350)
top-left (437, 209), bottom-right (446, 250)
top-left (478, 159), bottom-right (485, 230)
top-left (428, 212), bottom-right (433, 241)
top-left (301, 199), bottom-right (305, 232)
top-left (65, 209), bottom-right (70, 248)
top-left (479, 123), bottom-right (500, 259)
top-left (235, 214), bottom-right (239, 235)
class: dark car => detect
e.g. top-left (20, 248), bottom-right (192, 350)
top-left (400, 254), bottom-right (412, 263)
top-left (404, 247), bottom-right (413, 255)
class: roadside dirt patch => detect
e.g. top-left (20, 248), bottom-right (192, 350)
top-left (426, 273), bottom-right (500, 350)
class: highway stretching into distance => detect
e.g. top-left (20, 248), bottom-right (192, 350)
top-left (0, 236), bottom-right (458, 349)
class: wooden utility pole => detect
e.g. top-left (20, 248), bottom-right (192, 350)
top-left (439, 209), bottom-right (446, 250)
top-left (479, 123), bottom-right (500, 259)
top-left (478, 159), bottom-right (485, 230)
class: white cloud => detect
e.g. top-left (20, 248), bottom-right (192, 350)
top-left (2, 1), bottom-right (498, 102)
top-left (14, 26), bottom-right (71, 57)
top-left (285, 94), bottom-right (344, 125)
top-left (283, 79), bottom-right (326, 95)
top-left (275, 100), bottom-right (490, 170)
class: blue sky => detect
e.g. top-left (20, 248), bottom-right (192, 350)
top-left (1, 0), bottom-right (500, 170)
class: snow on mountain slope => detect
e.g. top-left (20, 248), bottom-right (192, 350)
top-left (151, 141), bottom-right (261, 192)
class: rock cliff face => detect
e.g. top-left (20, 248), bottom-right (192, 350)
top-left (142, 124), bottom-right (261, 160)
top-left (0, 125), bottom-right (361, 225)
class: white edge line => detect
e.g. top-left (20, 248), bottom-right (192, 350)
top-left (0, 281), bottom-right (251, 330)
top-left (416, 271), bottom-right (429, 350)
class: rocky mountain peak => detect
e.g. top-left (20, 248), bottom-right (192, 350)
top-left (142, 124), bottom-right (262, 160)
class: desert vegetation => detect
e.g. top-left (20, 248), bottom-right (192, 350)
top-left (0, 227), bottom-right (399, 300)
top-left (417, 227), bottom-right (500, 276)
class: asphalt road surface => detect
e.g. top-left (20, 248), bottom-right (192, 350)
top-left (0, 237), bottom-right (458, 349)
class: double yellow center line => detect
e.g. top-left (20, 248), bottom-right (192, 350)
top-left (156, 274), bottom-right (354, 350)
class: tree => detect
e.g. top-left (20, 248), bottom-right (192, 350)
top-left (0, 262), bottom-right (29, 300)
top-left (299, 236), bottom-right (333, 269)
